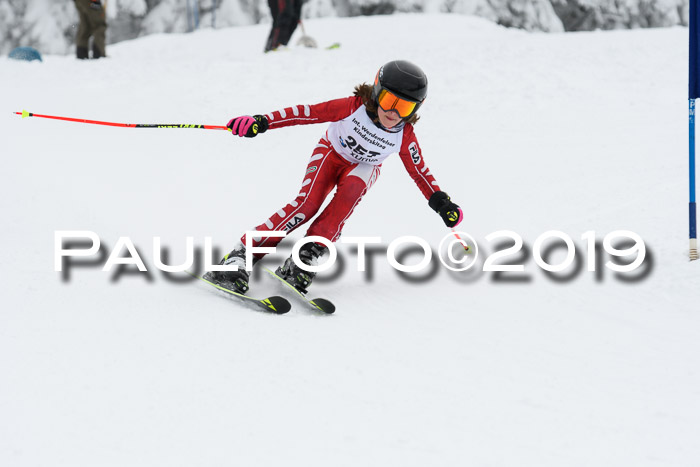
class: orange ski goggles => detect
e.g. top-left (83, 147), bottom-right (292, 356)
top-left (376, 88), bottom-right (419, 118)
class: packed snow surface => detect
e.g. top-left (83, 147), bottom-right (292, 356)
top-left (1, 13), bottom-right (698, 467)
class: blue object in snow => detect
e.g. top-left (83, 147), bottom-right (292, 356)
top-left (690, 0), bottom-right (699, 258)
top-left (9, 47), bottom-right (43, 62)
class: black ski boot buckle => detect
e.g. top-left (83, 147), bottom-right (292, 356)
top-left (275, 266), bottom-right (311, 295)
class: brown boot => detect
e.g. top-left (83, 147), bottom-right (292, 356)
top-left (92, 43), bottom-right (104, 59)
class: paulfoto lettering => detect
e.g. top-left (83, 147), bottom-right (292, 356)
top-left (54, 230), bottom-right (647, 275)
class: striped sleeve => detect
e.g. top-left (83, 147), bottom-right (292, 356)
top-left (398, 124), bottom-right (441, 200)
top-left (265, 95), bottom-right (362, 130)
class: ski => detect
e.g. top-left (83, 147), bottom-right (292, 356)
top-left (186, 270), bottom-right (291, 314)
top-left (263, 267), bottom-right (336, 314)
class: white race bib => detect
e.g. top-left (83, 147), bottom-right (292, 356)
top-left (326, 105), bottom-right (403, 166)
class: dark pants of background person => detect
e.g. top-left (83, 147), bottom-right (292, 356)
top-left (264, 0), bottom-right (302, 52)
top-left (74, 0), bottom-right (107, 59)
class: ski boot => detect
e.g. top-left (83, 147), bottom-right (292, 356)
top-left (276, 242), bottom-right (329, 294)
top-left (205, 244), bottom-right (254, 294)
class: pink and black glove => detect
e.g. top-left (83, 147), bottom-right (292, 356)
top-left (429, 191), bottom-right (463, 228)
top-left (227, 115), bottom-right (269, 138)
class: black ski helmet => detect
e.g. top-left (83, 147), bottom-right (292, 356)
top-left (372, 60), bottom-right (428, 118)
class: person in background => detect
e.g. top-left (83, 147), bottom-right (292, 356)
top-left (74, 0), bottom-right (107, 59)
top-left (264, 0), bottom-right (302, 52)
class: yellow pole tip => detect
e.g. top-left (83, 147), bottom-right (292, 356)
top-left (22, 110), bottom-right (29, 118)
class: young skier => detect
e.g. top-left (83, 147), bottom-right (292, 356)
top-left (209, 60), bottom-right (463, 294)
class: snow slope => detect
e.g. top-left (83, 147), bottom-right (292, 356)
top-left (1, 13), bottom-right (698, 467)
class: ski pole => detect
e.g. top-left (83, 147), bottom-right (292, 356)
top-left (451, 228), bottom-right (471, 252)
top-left (14, 110), bottom-right (231, 131)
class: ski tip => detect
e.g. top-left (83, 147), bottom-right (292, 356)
top-left (309, 298), bottom-right (335, 314)
top-left (262, 296), bottom-right (292, 314)
top-left (326, 43), bottom-right (341, 50)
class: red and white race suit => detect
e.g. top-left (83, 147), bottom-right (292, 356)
top-left (241, 95), bottom-right (441, 254)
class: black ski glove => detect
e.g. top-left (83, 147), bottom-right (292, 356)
top-left (429, 191), bottom-right (463, 228)
top-left (227, 115), bottom-right (269, 138)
